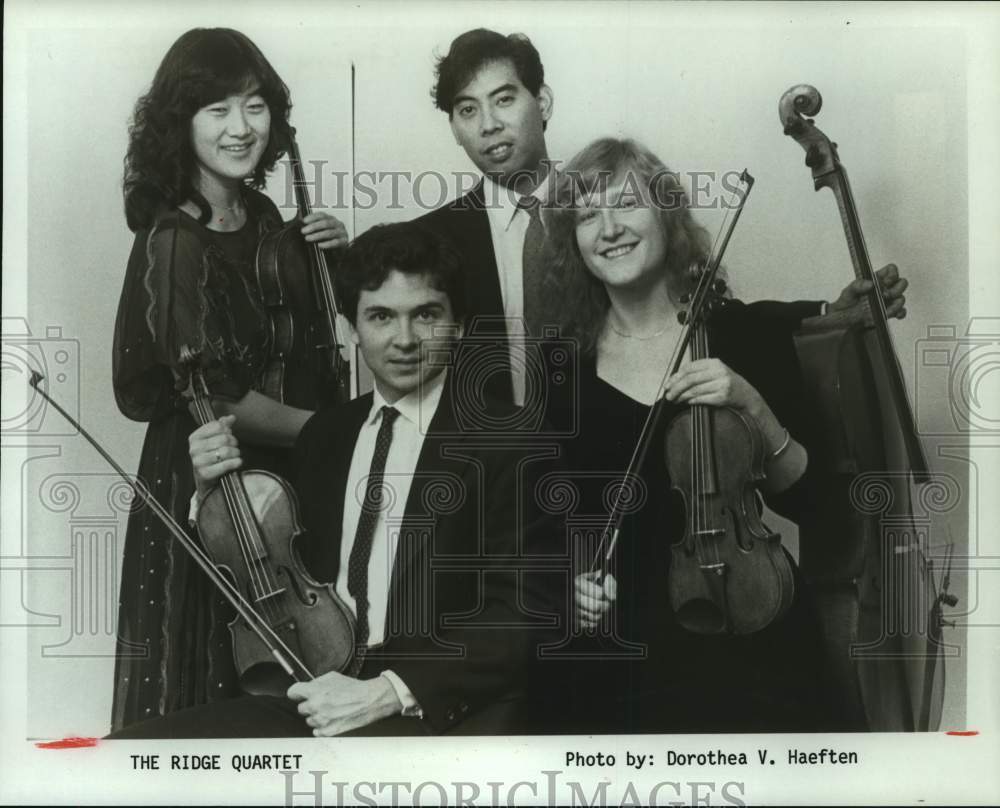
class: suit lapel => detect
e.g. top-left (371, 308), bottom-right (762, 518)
top-left (387, 379), bottom-right (468, 610)
top-left (299, 395), bottom-right (372, 584)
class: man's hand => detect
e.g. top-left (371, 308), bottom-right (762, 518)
top-left (188, 415), bottom-right (241, 499)
top-left (287, 671), bottom-right (403, 737)
top-left (827, 263), bottom-right (908, 323)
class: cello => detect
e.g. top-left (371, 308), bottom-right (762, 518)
top-left (779, 84), bottom-right (956, 730)
top-left (256, 127), bottom-right (355, 409)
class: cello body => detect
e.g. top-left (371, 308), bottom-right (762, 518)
top-left (795, 321), bottom-right (943, 730)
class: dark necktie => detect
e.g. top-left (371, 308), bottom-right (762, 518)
top-left (347, 405), bottom-right (400, 651)
top-left (520, 196), bottom-right (545, 337)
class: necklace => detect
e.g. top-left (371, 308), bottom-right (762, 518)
top-left (607, 320), bottom-right (669, 341)
top-left (207, 199), bottom-right (244, 213)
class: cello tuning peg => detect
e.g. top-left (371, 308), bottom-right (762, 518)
top-left (712, 279), bottom-right (727, 294)
top-left (677, 311), bottom-right (688, 325)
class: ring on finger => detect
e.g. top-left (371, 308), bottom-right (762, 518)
top-left (214, 450), bottom-right (222, 463)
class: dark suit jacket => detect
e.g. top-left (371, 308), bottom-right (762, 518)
top-left (291, 379), bottom-right (565, 733)
top-left (416, 184), bottom-right (514, 403)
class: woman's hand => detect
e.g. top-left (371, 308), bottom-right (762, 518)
top-left (663, 358), bottom-right (764, 414)
top-left (662, 358), bottom-right (807, 491)
top-left (300, 211), bottom-right (348, 250)
top-left (575, 571), bottom-right (617, 629)
top-left (188, 414), bottom-right (242, 498)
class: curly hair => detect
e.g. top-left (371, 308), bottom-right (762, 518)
top-left (540, 138), bottom-right (715, 357)
top-left (123, 28), bottom-right (292, 232)
top-left (431, 28), bottom-right (546, 128)
top-left (336, 223), bottom-right (467, 326)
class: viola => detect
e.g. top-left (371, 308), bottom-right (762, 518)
top-left (181, 347), bottom-right (357, 693)
top-left (591, 171), bottom-right (794, 635)
top-left (256, 126), bottom-right (354, 409)
top-left (664, 291), bottom-right (794, 635)
top-left (780, 84), bottom-right (957, 730)
top-left (27, 370), bottom-right (347, 688)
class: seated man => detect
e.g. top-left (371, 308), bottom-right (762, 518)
top-left (108, 222), bottom-right (564, 738)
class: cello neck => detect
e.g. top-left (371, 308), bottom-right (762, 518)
top-left (823, 165), bottom-right (930, 481)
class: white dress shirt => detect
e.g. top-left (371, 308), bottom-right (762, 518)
top-left (336, 370), bottom-right (447, 713)
top-left (481, 175), bottom-right (549, 406)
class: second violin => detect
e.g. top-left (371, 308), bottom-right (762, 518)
top-left (256, 127), bottom-right (355, 409)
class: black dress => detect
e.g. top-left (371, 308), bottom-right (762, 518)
top-left (541, 299), bottom-right (833, 733)
top-left (109, 191), bottom-right (287, 731)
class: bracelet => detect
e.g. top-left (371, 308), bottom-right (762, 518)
top-left (769, 428), bottom-right (791, 460)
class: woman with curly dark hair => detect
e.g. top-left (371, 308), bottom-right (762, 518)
top-left (110, 28), bottom-right (346, 731)
top-left (536, 137), bottom-right (834, 733)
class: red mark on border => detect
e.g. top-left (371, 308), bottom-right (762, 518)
top-left (35, 737), bottom-right (99, 749)
top-left (946, 731), bottom-right (979, 736)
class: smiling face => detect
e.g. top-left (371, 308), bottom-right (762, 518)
top-left (574, 174), bottom-right (669, 292)
top-left (448, 59), bottom-right (552, 188)
top-left (190, 86), bottom-right (270, 195)
top-left (350, 270), bottom-right (464, 403)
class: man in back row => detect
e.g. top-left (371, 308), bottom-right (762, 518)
top-left (416, 28), bottom-right (908, 408)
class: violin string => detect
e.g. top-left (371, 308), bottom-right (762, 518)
top-left (589, 174), bottom-right (752, 576)
top-left (194, 396), bottom-right (273, 624)
top-left (843, 174), bottom-right (910, 383)
top-left (194, 385), bottom-right (282, 629)
top-left (293, 131), bottom-right (351, 389)
top-left (33, 378), bottom-right (314, 681)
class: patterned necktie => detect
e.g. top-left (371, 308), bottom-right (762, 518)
top-left (347, 405), bottom-right (400, 651)
top-left (520, 196), bottom-right (545, 337)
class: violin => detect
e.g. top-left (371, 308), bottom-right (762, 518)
top-left (256, 126), bottom-right (354, 409)
top-left (27, 370), bottom-right (351, 689)
top-left (592, 171), bottom-right (793, 635)
top-left (780, 84), bottom-right (956, 730)
top-left (665, 288), bottom-right (794, 635)
top-left (181, 347), bottom-right (357, 693)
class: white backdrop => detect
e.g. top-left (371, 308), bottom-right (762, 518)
top-left (3, 2), bottom-right (998, 804)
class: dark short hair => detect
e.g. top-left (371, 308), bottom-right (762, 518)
top-left (337, 223), bottom-right (467, 326)
top-left (123, 28), bottom-right (293, 232)
top-left (432, 28), bottom-right (545, 115)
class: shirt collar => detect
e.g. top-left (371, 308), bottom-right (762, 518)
top-left (368, 368), bottom-right (448, 433)
top-left (482, 170), bottom-right (554, 233)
